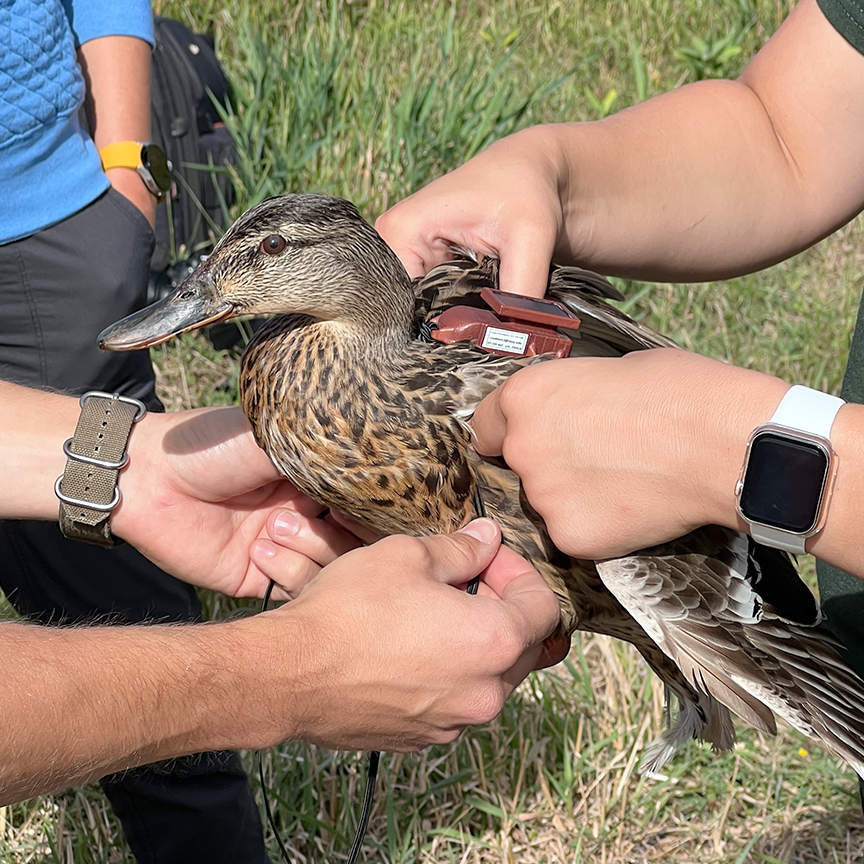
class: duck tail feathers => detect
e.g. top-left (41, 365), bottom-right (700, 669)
top-left (640, 692), bottom-right (734, 775)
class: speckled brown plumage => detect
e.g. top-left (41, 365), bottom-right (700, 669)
top-left (100, 193), bottom-right (864, 776)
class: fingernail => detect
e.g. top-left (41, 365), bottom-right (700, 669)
top-left (459, 518), bottom-right (497, 544)
top-left (273, 511), bottom-right (299, 537)
top-left (252, 539), bottom-right (276, 560)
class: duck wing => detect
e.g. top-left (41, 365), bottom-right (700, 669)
top-left (548, 272), bottom-right (680, 354)
top-left (411, 252), bottom-right (864, 777)
top-left (596, 527), bottom-right (864, 777)
top-left (400, 341), bottom-right (538, 422)
top-left (412, 253), bottom-right (678, 355)
top-left (411, 254), bottom-right (500, 328)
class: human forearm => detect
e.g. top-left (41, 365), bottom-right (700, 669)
top-left (471, 351), bottom-right (864, 576)
top-left (553, 0), bottom-right (864, 278)
top-left (0, 383), bottom-right (266, 523)
top-left (379, 0), bottom-right (864, 293)
top-left (671, 360), bottom-right (864, 573)
top-left (777, 400), bottom-right (864, 573)
top-left (1, 526), bottom-right (561, 805)
top-left (0, 383), bottom-right (78, 520)
top-left (78, 35), bottom-right (156, 226)
top-left (0, 616), bottom-right (299, 804)
top-left (0, 379), bottom-right (303, 598)
top-left (79, 36), bottom-right (151, 150)
top-left (550, 81), bottom-right (838, 280)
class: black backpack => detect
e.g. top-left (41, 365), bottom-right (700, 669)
top-left (149, 17), bottom-right (236, 277)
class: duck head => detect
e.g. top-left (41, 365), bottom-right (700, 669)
top-left (99, 194), bottom-right (415, 351)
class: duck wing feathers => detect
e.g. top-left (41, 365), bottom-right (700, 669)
top-left (597, 526), bottom-right (864, 776)
top-left (411, 251), bottom-right (864, 777)
top-left (413, 254), bottom-right (679, 355)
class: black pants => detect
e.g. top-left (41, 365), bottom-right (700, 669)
top-left (0, 190), bottom-right (268, 864)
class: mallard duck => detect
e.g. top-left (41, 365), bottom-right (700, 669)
top-left (100, 193), bottom-right (864, 775)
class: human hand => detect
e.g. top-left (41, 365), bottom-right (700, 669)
top-left (251, 519), bottom-right (561, 751)
top-left (249, 507), bottom-right (370, 598)
top-left (112, 406), bottom-right (320, 598)
top-left (106, 167), bottom-right (157, 229)
top-left (376, 126), bottom-right (569, 297)
top-left (252, 506), bottom-right (570, 661)
top-left (470, 349), bottom-right (789, 559)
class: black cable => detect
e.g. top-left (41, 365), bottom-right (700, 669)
top-left (346, 751), bottom-right (380, 864)
top-left (258, 750), bottom-right (293, 864)
top-left (258, 578), bottom-right (380, 864)
top-left (258, 579), bottom-right (294, 864)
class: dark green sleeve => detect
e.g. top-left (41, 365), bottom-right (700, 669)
top-left (816, 0), bottom-right (864, 688)
top-left (817, 0), bottom-right (864, 54)
top-left (814, 0), bottom-right (864, 678)
top-left (817, 295), bottom-right (864, 676)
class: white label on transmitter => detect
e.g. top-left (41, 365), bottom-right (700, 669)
top-left (481, 327), bottom-right (529, 354)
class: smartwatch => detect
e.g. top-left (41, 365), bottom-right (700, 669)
top-left (735, 385), bottom-right (844, 554)
top-left (99, 141), bottom-right (172, 200)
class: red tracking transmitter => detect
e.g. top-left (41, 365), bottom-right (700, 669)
top-left (429, 286), bottom-right (579, 358)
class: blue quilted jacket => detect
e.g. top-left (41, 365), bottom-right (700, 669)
top-left (0, 0), bottom-right (153, 243)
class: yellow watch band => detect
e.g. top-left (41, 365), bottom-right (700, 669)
top-left (99, 141), bottom-right (170, 200)
top-left (99, 141), bottom-right (145, 172)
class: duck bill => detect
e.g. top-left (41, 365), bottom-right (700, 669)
top-left (98, 276), bottom-right (234, 351)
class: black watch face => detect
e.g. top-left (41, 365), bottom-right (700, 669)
top-left (141, 144), bottom-right (172, 192)
top-left (739, 431), bottom-right (829, 533)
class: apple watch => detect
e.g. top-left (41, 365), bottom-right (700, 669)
top-left (99, 141), bottom-right (172, 200)
top-left (735, 385), bottom-right (844, 554)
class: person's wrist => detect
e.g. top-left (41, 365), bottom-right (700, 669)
top-left (232, 609), bottom-right (316, 748)
top-left (262, 596), bottom-right (341, 745)
top-left (688, 362), bottom-right (791, 531)
top-left (515, 124), bottom-right (567, 193)
top-left (481, 125), bottom-right (563, 196)
top-left (546, 121), bottom-right (592, 260)
top-left (111, 411), bottom-right (171, 542)
top-left (143, 616), bottom-right (304, 755)
top-left (208, 615), bottom-right (307, 750)
top-left (793, 400), bottom-right (861, 559)
top-left (11, 390), bottom-right (82, 520)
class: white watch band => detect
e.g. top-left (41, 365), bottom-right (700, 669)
top-left (769, 385), bottom-right (844, 438)
top-left (745, 385), bottom-right (844, 554)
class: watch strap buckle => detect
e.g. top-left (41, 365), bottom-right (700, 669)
top-left (56, 391), bottom-right (147, 547)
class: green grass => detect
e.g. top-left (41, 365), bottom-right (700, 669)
top-left (5, 0), bottom-right (864, 861)
top-left (154, 0), bottom-right (792, 216)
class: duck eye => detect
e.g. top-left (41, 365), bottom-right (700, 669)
top-left (260, 234), bottom-right (287, 255)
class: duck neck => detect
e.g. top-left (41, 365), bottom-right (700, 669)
top-left (332, 269), bottom-right (416, 359)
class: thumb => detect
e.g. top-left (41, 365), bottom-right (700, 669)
top-left (495, 557), bottom-right (561, 649)
top-left (486, 548), bottom-right (562, 687)
top-left (419, 518), bottom-right (503, 586)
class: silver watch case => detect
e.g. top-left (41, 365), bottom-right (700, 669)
top-left (734, 422), bottom-right (838, 547)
